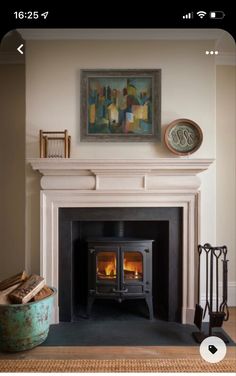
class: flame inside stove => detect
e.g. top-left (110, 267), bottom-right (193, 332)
top-left (97, 252), bottom-right (117, 279)
top-left (105, 261), bottom-right (116, 276)
top-left (123, 252), bottom-right (143, 280)
top-left (124, 258), bottom-right (142, 278)
top-left (96, 251), bottom-right (143, 280)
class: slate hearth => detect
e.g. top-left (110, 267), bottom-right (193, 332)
top-left (41, 320), bottom-right (235, 347)
top-left (59, 207), bottom-right (182, 323)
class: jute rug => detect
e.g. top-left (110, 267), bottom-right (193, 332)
top-left (0, 359), bottom-right (235, 372)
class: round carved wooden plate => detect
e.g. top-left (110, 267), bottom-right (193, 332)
top-left (164, 119), bottom-right (203, 156)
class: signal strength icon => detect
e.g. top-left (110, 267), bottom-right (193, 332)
top-left (183, 12), bottom-right (193, 19)
top-left (197, 11), bottom-right (207, 18)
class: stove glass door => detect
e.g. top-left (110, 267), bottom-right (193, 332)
top-left (96, 251), bottom-right (117, 281)
top-left (123, 251), bottom-right (143, 282)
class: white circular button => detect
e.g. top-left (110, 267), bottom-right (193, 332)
top-left (200, 336), bottom-right (227, 363)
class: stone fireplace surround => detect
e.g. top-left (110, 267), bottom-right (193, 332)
top-left (30, 158), bottom-right (213, 324)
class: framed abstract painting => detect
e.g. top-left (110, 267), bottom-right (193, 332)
top-left (80, 69), bottom-right (161, 142)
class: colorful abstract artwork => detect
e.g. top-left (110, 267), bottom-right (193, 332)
top-left (80, 70), bottom-right (161, 141)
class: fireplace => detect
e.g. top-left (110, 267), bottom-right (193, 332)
top-left (59, 207), bottom-right (182, 322)
top-left (29, 158), bottom-right (213, 324)
top-left (87, 236), bottom-right (154, 319)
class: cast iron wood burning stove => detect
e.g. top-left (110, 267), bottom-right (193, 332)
top-left (87, 238), bottom-right (154, 319)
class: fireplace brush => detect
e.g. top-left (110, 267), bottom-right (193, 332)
top-left (192, 243), bottom-right (229, 343)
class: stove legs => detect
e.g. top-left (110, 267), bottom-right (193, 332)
top-left (87, 296), bottom-right (95, 318)
top-left (145, 295), bottom-right (154, 320)
top-left (87, 296), bottom-right (154, 320)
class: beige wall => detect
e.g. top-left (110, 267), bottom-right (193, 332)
top-left (0, 36), bottom-right (235, 305)
top-left (25, 38), bottom-right (236, 304)
top-left (26, 40), bottom-right (216, 159)
top-left (0, 64), bottom-right (25, 280)
top-left (25, 39), bottom-right (218, 276)
top-left (216, 66), bottom-right (236, 284)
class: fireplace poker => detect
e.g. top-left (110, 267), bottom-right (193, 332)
top-left (193, 245), bottom-right (203, 330)
top-left (213, 247), bottom-right (222, 311)
top-left (220, 246), bottom-right (229, 321)
top-left (203, 243), bottom-right (211, 318)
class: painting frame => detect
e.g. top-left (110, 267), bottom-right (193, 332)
top-left (80, 69), bottom-right (161, 142)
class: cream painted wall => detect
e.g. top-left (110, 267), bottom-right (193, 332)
top-left (25, 39), bottom-right (218, 280)
top-left (26, 40), bottom-right (216, 158)
top-left (216, 66), bottom-right (236, 285)
top-left (0, 37), bottom-right (234, 307)
top-left (0, 65), bottom-right (25, 280)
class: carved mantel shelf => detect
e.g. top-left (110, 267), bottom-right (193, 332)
top-left (30, 158), bottom-right (213, 175)
top-left (29, 158), bottom-right (214, 192)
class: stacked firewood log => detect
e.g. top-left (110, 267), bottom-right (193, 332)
top-left (0, 272), bottom-right (53, 305)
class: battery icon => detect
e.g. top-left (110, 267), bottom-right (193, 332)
top-left (210, 11), bottom-right (225, 19)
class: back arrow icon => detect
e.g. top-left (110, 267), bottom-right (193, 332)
top-left (17, 44), bottom-right (24, 55)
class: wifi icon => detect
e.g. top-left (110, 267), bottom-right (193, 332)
top-left (197, 10), bottom-right (207, 18)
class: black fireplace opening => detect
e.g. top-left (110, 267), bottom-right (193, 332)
top-left (59, 207), bottom-right (183, 323)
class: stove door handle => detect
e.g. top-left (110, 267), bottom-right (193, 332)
top-left (112, 288), bottom-right (128, 293)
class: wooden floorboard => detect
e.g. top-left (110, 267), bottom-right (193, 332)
top-left (0, 307), bottom-right (235, 360)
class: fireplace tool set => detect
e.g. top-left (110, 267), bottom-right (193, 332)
top-left (192, 243), bottom-right (229, 343)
